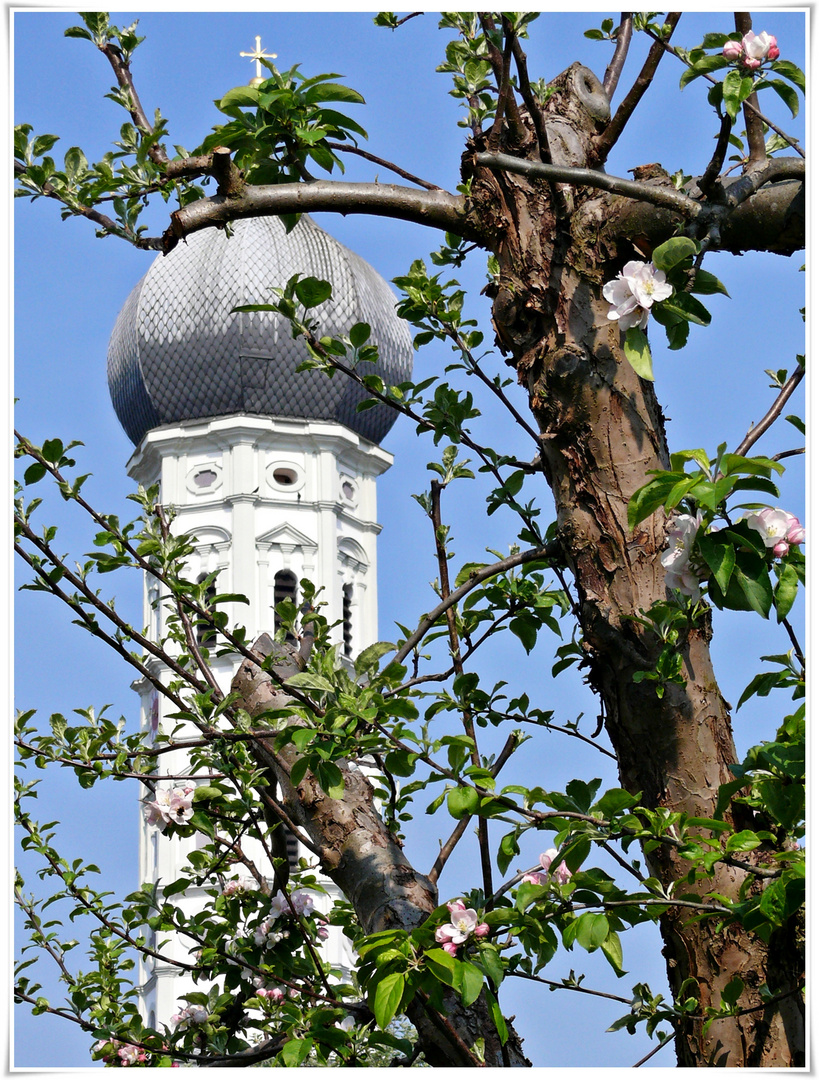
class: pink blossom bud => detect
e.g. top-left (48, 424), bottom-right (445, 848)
top-left (722, 40), bottom-right (743, 60)
top-left (539, 849), bottom-right (558, 872)
top-left (441, 940), bottom-right (458, 956)
top-left (447, 899), bottom-right (467, 913)
top-left (473, 922), bottom-right (490, 937)
top-left (767, 44), bottom-right (780, 61)
top-left (742, 56), bottom-right (762, 69)
top-left (773, 540), bottom-right (789, 558)
top-left (522, 872), bottom-right (545, 885)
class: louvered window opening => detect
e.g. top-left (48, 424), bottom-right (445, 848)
top-left (342, 583), bottom-right (353, 657)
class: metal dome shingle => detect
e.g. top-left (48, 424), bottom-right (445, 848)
top-left (107, 215), bottom-right (413, 445)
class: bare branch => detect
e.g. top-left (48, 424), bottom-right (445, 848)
top-left (325, 142), bottom-right (442, 190)
top-left (507, 24), bottom-right (551, 161)
top-left (164, 180), bottom-right (472, 254)
top-left (733, 363), bottom-right (804, 456)
top-left (593, 12), bottom-right (682, 164)
top-left (699, 113), bottom-right (733, 199)
top-left (602, 14), bottom-right (634, 100)
top-left (475, 151), bottom-right (703, 219)
top-left (724, 156), bottom-right (805, 208)
top-left (98, 42), bottom-right (168, 165)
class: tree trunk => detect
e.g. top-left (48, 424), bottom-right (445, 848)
top-left (231, 639), bottom-right (530, 1067)
top-left (466, 64), bottom-right (804, 1067)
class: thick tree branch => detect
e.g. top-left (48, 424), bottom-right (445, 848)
top-left (475, 151), bottom-right (703, 218)
top-left (593, 12), bottom-right (682, 164)
top-left (163, 180), bottom-right (472, 253)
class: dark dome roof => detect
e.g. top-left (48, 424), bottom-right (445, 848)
top-left (107, 215), bottom-right (413, 445)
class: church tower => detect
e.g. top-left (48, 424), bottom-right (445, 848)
top-left (106, 213), bottom-right (413, 1029)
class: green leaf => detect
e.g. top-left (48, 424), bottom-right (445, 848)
top-left (575, 912), bottom-right (609, 951)
top-left (689, 269), bottom-right (729, 296)
top-left (660, 292), bottom-right (711, 326)
top-left (774, 563), bottom-right (799, 622)
top-left (285, 672), bottom-right (334, 693)
top-left (447, 786), bottom-right (480, 819)
top-left (509, 616), bottom-right (537, 654)
top-left (353, 640), bottom-right (394, 675)
top-left (424, 947), bottom-right (461, 988)
top-left (455, 562), bottom-right (489, 588)
top-left (600, 929), bottom-right (626, 976)
top-left (218, 85), bottom-right (260, 111)
top-left (485, 988), bottom-right (509, 1044)
top-left (722, 69), bottom-right (754, 121)
top-left (315, 760), bottom-right (345, 800)
top-left (733, 557), bottom-right (773, 619)
top-left (769, 60), bottom-right (805, 93)
top-left (697, 533), bottom-right (736, 594)
top-left (680, 54), bottom-right (729, 88)
top-left (460, 961), bottom-right (484, 1006)
top-left (23, 462), bottom-right (47, 485)
top-left (623, 328), bottom-right (654, 381)
top-left (754, 78), bottom-right (800, 118)
top-left (31, 134), bottom-right (60, 158)
top-left (294, 276), bottom-right (333, 308)
top-left (724, 829), bottom-right (762, 854)
top-left (371, 971), bottom-right (406, 1029)
top-left (349, 321), bottom-right (371, 348)
top-left (651, 236), bottom-right (699, 273)
top-left (279, 1039), bottom-right (313, 1067)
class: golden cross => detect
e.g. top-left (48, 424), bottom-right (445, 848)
top-left (239, 35), bottom-right (277, 81)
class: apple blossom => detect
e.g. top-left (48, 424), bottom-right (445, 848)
top-left (661, 513), bottom-right (704, 598)
top-left (143, 783), bottom-right (196, 830)
top-left (745, 508), bottom-right (804, 557)
top-left (603, 260), bottom-right (673, 331)
top-left (723, 30), bottom-right (779, 68)
top-left (539, 848), bottom-right (572, 885)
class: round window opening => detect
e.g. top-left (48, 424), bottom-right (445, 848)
top-left (194, 469), bottom-right (218, 489)
top-left (273, 467), bottom-right (298, 487)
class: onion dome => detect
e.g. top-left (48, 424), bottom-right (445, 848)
top-left (107, 214), bottom-right (413, 445)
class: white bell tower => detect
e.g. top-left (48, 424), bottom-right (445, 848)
top-left (106, 214), bottom-right (412, 1031)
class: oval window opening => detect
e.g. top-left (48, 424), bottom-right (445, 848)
top-left (194, 469), bottom-right (217, 489)
top-left (342, 481), bottom-right (355, 500)
top-left (273, 468), bottom-right (297, 486)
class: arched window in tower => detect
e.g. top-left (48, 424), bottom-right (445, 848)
top-left (197, 574), bottom-right (218, 646)
top-left (273, 570), bottom-right (298, 634)
top-left (342, 583), bottom-right (354, 657)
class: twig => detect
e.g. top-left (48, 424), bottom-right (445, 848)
top-left (429, 480), bottom-right (494, 901)
top-left (699, 113), bottom-right (733, 199)
top-left (733, 364), bottom-right (804, 456)
top-left (603, 14), bottom-right (634, 100)
top-left (594, 13), bottom-right (682, 164)
top-left (633, 1037), bottom-right (674, 1067)
top-left (394, 543), bottom-right (560, 664)
top-left (781, 618), bottom-right (805, 670)
top-left (724, 157), bottom-right (805, 209)
top-left (507, 22), bottom-right (551, 161)
top-left (640, 26), bottom-right (805, 159)
top-left (325, 142), bottom-right (441, 190)
top-left (99, 43), bottom-right (169, 166)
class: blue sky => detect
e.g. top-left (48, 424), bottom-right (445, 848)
top-left (13, 8), bottom-right (806, 1069)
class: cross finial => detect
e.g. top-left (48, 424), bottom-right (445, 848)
top-left (240, 35), bottom-right (277, 84)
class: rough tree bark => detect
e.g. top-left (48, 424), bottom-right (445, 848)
top-left (460, 63), bottom-right (804, 1067)
top-left (231, 635), bottom-right (530, 1067)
